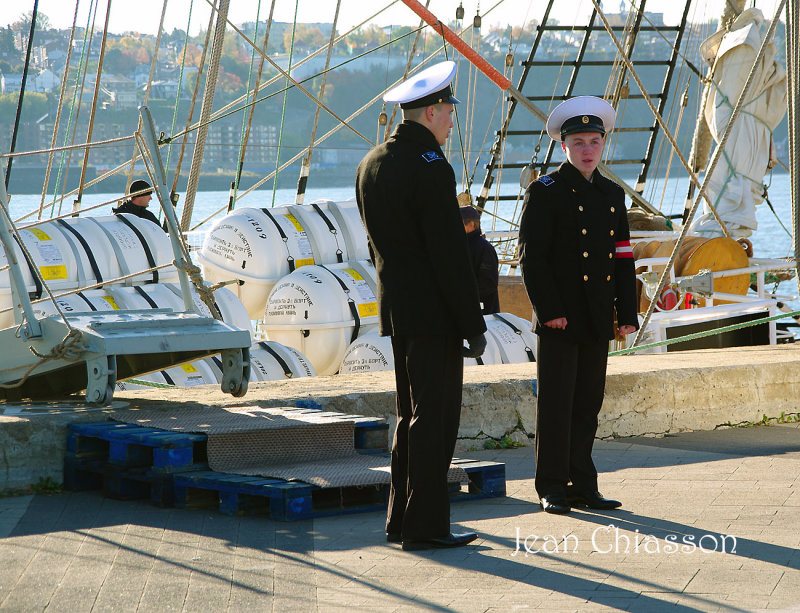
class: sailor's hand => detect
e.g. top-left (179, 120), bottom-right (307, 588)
top-left (462, 333), bottom-right (487, 358)
top-left (618, 325), bottom-right (636, 336)
top-left (544, 317), bottom-right (568, 330)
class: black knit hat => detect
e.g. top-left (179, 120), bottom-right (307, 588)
top-left (129, 179), bottom-right (153, 196)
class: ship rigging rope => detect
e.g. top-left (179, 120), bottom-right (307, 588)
top-left (591, 0), bottom-right (732, 238)
top-left (51, 0), bottom-right (99, 218)
top-left (621, 0), bottom-right (703, 79)
top-left (134, 132), bottom-right (222, 318)
top-left (631, 0), bottom-right (788, 348)
top-left (124, 0), bottom-right (169, 195)
top-left (77, 0), bottom-right (114, 207)
top-left (188, 10), bottom-right (510, 230)
top-left (181, 0), bottom-right (231, 231)
top-left (272, 0), bottom-right (300, 207)
top-left (232, 0), bottom-right (273, 209)
top-left (296, 0), bottom-right (342, 205)
top-left (5, 0), bottom-right (39, 190)
top-left (165, 25), bottom-right (424, 147)
top-left (165, 0), bottom-right (195, 174)
top-left (200, 0), bottom-right (372, 149)
top-left (610, 308), bottom-right (800, 356)
top-left (37, 2), bottom-right (81, 221)
top-left (385, 0), bottom-right (431, 139)
top-left (164, 0), bottom-right (505, 149)
top-left (169, 7), bottom-right (216, 199)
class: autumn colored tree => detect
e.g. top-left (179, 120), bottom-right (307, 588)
top-left (283, 24), bottom-right (327, 54)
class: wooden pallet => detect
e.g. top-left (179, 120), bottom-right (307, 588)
top-left (64, 412), bottom-right (390, 503)
top-left (170, 458), bottom-right (506, 521)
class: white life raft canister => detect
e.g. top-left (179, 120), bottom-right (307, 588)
top-left (484, 313), bottom-right (538, 364)
top-left (197, 199), bottom-right (369, 319)
top-left (261, 259), bottom-right (379, 376)
top-left (339, 330), bottom-right (394, 374)
top-left (0, 213), bottom-right (177, 329)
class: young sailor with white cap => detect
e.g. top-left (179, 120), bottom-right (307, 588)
top-left (356, 62), bottom-right (487, 550)
top-left (518, 96), bottom-right (639, 514)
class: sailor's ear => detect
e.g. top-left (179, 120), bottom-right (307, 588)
top-left (561, 141), bottom-right (567, 152)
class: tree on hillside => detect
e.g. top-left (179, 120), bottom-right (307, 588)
top-left (348, 25), bottom-right (388, 51)
top-left (12, 11), bottom-right (51, 33)
top-left (283, 24), bottom-right (327, 54)
top-left (0, 27), bottom-right (17, 55)
top-left (103, 47), bottom-right (137, 75)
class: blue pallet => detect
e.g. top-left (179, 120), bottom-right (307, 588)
top-left (172, 470), bottom-right (389, 521)
top-left (66, 413), bottom-right (388, 476)
top-left (171, 458), bottom-right (506, 521)
top-left (67, 422), bottom-right (206, 473)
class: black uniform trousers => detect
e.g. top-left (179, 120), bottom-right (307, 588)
top-left (387, 334), bottom-right (462, 540)
top-left (534, 333), bottom-right (608, 497)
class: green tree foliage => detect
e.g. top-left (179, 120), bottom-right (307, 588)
top-left (0, 91), bottom-right (48, 123)
top-left (283, 24), bottom-right (327, 54)
top-left (0, 27), bottom-right (17, 55)
top-left (347, 25), bottom-right (388, 51)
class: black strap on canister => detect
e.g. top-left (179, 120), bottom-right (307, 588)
top-left (13, 233), bottom-right (42, 299)
top-left (493, 313), bottom-right (536, 362)
top-left (258, 341), bottom-right (294, 378)
top-left (161, 370), bottom-right (175, 385)
top-left (309, 202), bottom-right (343, 263)
top-left (57, 219), bottom-right (103, 286)
top-left (318, 264), bottom-right (360, 344)
top-left (260, 208), bottom-right (295, 272)
top-left (116, 214), bottom-right (159, 283)
top-left (76, 291), bottom-right (97, 311)
top-left (133, 285), bottom-right (159, 309)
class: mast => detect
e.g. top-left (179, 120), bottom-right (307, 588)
top-left (789, 0), bottom-right (799, 298)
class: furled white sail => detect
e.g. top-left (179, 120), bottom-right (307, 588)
top-left (691, 8), bottom-right (787, 237)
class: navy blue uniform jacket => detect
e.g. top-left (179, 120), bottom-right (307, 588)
top-left (518, 162), bottom-right (639, 342)
top-left (356, 120), bottom-right (486, 339)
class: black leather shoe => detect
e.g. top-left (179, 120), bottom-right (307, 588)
top-left (401, 532), bottom-right (478, 551)
top-left (386, 532), bottom-right (402, 543)
top-left (566, 489), bottom-right (622, 510)
top-left (539, 494), bottom-right (570, 514)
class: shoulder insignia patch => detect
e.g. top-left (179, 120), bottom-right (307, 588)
top-left (421, 151), bottom-right (444, 163)
top-left (538, 175), bottom-right (555, 186)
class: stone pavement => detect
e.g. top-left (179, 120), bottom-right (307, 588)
top-left (1, 423), bottom-right (799, 612)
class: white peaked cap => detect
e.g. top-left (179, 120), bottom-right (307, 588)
top-left (383, 61), bottom-right (460, 108)
top-left (546, 96), bottom-right (616, 141)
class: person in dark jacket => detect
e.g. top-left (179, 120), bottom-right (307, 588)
top-left (356, 61), bottom-right (487, 551)
top-left (518, 96), bottom-right (639, 515)
top-left (112, 180), bottom-right (162, 227)
top-left (460, 206), bottom-right (500, 314)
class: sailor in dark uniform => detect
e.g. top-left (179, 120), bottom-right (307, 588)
top-left (518, 96), bottom-right (639, 514)
top-left (112, 180), bottom-right (163, 227)
top-left (460, 206), bottom-right (500, 314)
top-left (356, 61), bottom-right (487, 550)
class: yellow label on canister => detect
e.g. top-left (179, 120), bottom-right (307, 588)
top-left (285, 213), bottom-right (305, 233)
top-left (180, 363), bottom-right (198, 373)
top-left (344, 268), bottom-right (363, 281)
top-left (39, 265), bottom-right (68, 280)
top-left (28, 228), bottom-right (51, 241)
top-left (295, 258), bottom-right (315, 268)
top-left (358, 302), bottom-right (378, 317)
top-left (102, 296), bottom-right (121, 310)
